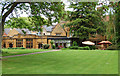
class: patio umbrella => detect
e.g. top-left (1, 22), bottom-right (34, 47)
top-left (82, 41), bottom-right (95, 45)
top-left (98, 41), bottom-right (112, 45)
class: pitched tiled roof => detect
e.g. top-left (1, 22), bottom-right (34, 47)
top-left (43, 21), bottom-right (67, 32)
top-left (21, 28), bottom-right (31, 34)
top-left (15, 28), bottom-right (24, 34)
top-left (43, 25), bottom-right (54, 32)
top-left (4, 28), bottom-right (11, 35)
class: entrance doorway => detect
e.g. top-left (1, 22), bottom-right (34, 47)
top-left (55, 43), bottom-right (58, 48)
top-left (64, 43), bottom-right (66, 48)
top-left (9, 43), bottom-right (13, 48)
top-left (3, 43), bottom-right (6, 48)
top-left (38, 43), bottom-right (43, 49)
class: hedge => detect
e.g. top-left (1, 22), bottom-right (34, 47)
top-left (8, 47), bottom-right (25, 49)
top-left (69, 46), bottom-right (90, 50)
top-left (43, 44), bottom-right (50, 49)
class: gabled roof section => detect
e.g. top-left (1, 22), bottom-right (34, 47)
top-left (15, 28), bottom-right (24, 34)
top-left (43, 21), bottom-right (67, 32)
top-left (43, 25), bottom-right (55, 32)
top-left (4, 28), bottom-right (11, 35)
top-left (21, 28), bottom-right (31, 34)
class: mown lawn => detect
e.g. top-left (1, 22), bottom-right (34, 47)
top-left (2, 49), bottom-right (118, 74)
top-left (2, 49), bottom-right (50, 56)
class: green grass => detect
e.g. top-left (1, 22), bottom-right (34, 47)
top-left (2, 49), bottom-right (118, 74)
top-left (2, 49), bottom-right (50, 56)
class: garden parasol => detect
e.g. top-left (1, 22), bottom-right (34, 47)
top-left (82, 41), bottom-right (95, 45)
top-left (98, 41), bottom-right (112, 45)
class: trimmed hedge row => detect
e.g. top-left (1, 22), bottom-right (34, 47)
top-left (43, 44), bottom-right (50, 49)
top-left (8, 47), bottom-right (25, 49)
top-left (69, 46), bottom-right (90, 50)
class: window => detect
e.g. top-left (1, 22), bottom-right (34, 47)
top-left (26, 39), bottom-right (33, 48)
top-left (56, 33), bottom-right (61, 36)
top-left (16, 39), bottom-right (23, 47)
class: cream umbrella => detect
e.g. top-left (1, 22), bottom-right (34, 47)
top-left (82, 41), bottom-right (95, 45)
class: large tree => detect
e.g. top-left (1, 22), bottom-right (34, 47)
top-left (105, 9), bottom-right (116, 44)
top-left (115, 2), bottom-right (120, 49)
top-left (108, 1), bottom-right (120, 49)
top-left (0, 1), bottom-right (65, 34)
top-left (65, 2), bottom-right (107, 40)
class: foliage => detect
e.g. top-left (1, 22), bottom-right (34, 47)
top-left (69, 46), bottom-right (90, 50)
top-left (115, 2), bottom-right (120, 49)
top-left (8, 47), bottom-right (25, 49)
top-left (1, 2), bottom-right (65, 34)
top-left (50, 40), bottom-right (54, 45)
top-left (52, 44), bottom-right (55, 49)
top-left (78, 46), bottom-right (90, 50)
top-left (106, 45), bottom-right (118, 50)
top-left (65, 2), bottom-right (107, 39)
top-left (58, 45), bottom-right (64, 49)
top-left (72, 41), bottom-right (78, 46)
top-left (43, 44), bottom-right (50, 49)
top-left (89, 45), bottom-right (96, 50)
top-left (69, 46), bottom-right (79, 49)
top-left (108, 1), bottom-right (120, 49)
top-left (105, 9), bottom-right (116, 45)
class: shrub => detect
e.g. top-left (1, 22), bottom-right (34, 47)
top-left (52, 44), bottom-right (55, 49)
top-left (78, 47), bottom-right (84, 50)
top-left (78, 46), bottom-right (90, 50)
top-left (106, 45), bottom-right (118, 50)
top-left (61, 48), bottom-right (70, 50)
top-left (19, 47), bottom-right (25, 49)
top-left (58, 46), bottom-right (64, 49)
top-left (89, 46), bottom-right (96, 50)
top-left (8, 47), bottom-right (26, 49)
top-left (69, 46), bottom-right (79, 49)
top-left (72, 41), bottom-right (78, 46)
top-left (8, 47), bottom-right (12, 49)
top-left (84, 46), bottom-right (90, 50)
top-left (43, 44), bottom-right (50, 49)
top-left (16, 47), bottom-right (20, 49)
top-left (50, 40), bottom-right (54, 45)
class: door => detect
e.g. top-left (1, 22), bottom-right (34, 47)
top-left (38, 43), bottom-right (43, 49)
top-left (9, 43), bottom-right (13, 48)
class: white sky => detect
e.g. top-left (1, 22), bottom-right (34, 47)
top-left (17, 0), bottom-right (110, 17)
top-left (5, 0), bottom-right (110, 23)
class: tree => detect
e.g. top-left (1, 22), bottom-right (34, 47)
top-left (115, 2), bottom-right (120, 49)
top-left (105, 9), bottom-right (116, 44)
top-left (65, 2), bottom-right (107, 40)
top-left (108, 1), bottom-right (120, 49)
top-left (0, 1), bottom-right (65, 51)
top-left (5, 17), bottom-right (48, 32)
top-left (0, 1), bottom-right (65, 34)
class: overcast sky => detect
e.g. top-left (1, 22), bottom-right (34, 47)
top-left (2, 0), bottom-right (110, 24)
top-left (11, 0), bottom-right (110, 17)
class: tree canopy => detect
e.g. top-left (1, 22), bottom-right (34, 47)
top-left (65, 2), bottom-right (108, 39)
top-left (0, 1), bottom-right (65, 34)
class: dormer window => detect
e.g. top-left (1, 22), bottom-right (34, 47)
top-left (56, 33), bottom-right (61, 36)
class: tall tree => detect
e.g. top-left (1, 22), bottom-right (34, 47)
top-left (105, 9), bottom-right (116, 44)
top-left (0, 1), bottom-right (65, 34)
top-left (65, 2), bottom-right (107, 40)
top-left (109, 1), bottom-right (120, 49)
top-left (115, 1), bottom-right (120, 49)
